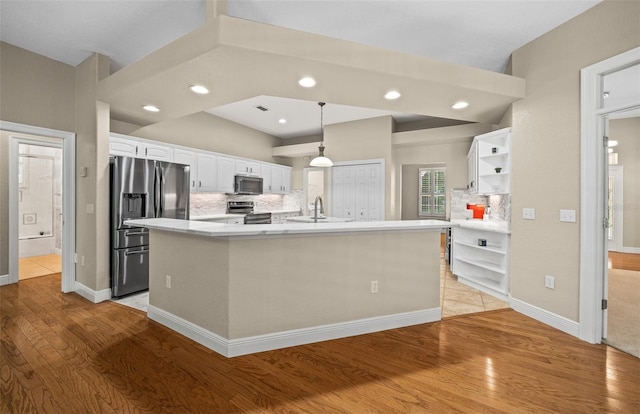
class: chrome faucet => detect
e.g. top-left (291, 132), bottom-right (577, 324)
top-left (313, 196), bottom-right (324, 223)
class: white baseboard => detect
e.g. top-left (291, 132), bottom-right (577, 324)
top-left (510, 297), bottom-right (580, 338)
top-left (622, 246), bottom-right (640, 254)
top-left (0, 274), bottom-right (9, 286)
top-left (148, 305), bottom-right (442, 358)
top-left (74, 281), bottom-right (111, 303)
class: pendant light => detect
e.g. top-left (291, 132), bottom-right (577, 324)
top-left (310, 102), bottom-right (333, 167)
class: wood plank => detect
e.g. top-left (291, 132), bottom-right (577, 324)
top-left (1, 274), bottom-right (639, 413)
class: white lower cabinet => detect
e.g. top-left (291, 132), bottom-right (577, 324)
top-left (451, 226), bottom-right (509, 301)
top-left (271, 211), bottom-right (300, 224)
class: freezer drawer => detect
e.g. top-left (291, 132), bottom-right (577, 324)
top-left (112, 245), bottom-right (149, 297)
top-left (113, 227), bottom-right (149, 249)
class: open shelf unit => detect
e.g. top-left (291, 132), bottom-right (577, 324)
top-left (468, 127), bottom-right (512, 195)
top-left (451, 226), bottom-right (510, 301)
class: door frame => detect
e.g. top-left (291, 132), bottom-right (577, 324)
top-left (1, 121), bottom-right (76, 293)
top-left (579, 47), bottom-right (640, 343)
top-left (607, 165), bottom-right (624, 252)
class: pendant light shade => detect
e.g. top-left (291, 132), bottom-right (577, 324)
top-left (310, 102), bottom-right (333, 167)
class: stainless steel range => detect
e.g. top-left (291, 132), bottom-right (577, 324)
top-left (227, 201), bottom-right (271, 224)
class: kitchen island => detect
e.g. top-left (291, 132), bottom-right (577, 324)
top-left (125, 218), bottom-right (451, 357)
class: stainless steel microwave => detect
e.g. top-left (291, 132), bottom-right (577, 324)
top-left (233, 175), bottom-right (263, 195)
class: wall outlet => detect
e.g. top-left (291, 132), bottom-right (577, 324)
top-left (545, 275), bottom-right (555, 289)
top-left (523, 208), bottom-right (536, 220)
top-left (371, 280), bottom-right (379, 294)
top-left (81, 256), bottom-right (85, 266)
top-left (166, 275), bottom-right (172, 289)
top-left (85, 203), bottom-right (94, 214)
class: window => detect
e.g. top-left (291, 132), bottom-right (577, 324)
top-left (419, 167), bottom-right (446, 218)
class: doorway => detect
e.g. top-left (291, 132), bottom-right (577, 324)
top-left (1, 121), bottom-right (76, 293)
top-left (579, 46), bottom-right (640, 346)
top-left (604, 109), bottom-right (640, 357)
top-left (17, 143), bottom-right (63, 280)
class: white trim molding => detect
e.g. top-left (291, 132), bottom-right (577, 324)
top-left (622, 247), bottom-right (640, 254)
top-left (511, 298), bottom-right (580, 338)
top-left (1, 121), bottom-right (76, 293)
top-left (0, 274), bottom-right (9, 286)
top-left (148, 305), bottom-right (441, 358)
top-left (74, 282), bottom-right (112, 303)
top-left (579, 47), bottom-right (640, 344)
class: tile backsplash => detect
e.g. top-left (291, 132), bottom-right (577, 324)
top-left (190, 190), bottom-right (303, 216)
top-left (450, 188), bottom-right (510, 222)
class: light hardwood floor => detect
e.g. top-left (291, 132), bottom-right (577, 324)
top-left (2, 274), bottom-right (639, 413)
top-left (18, 254), bottom-right (61, 280)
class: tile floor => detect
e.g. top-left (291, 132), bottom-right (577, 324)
top-left (19, 254), bottom-right (62, 280)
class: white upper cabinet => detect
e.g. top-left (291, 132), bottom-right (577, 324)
top-left (235, 160), bottom-right (261, 176)
top-left (260, 163), bottom-right (273, 193)
top-left (173, 148), bottom-right (198, 192)
top-left (217, 155), bottom-right (236, 193)
top-left (468, 127), bottom-right (511, 195)
top-left (109, 134), bottom-right (172, 161)
top-left (196, 153), bottom-right (218, 192)
top-left (110, 133), bottom-right (291, 194)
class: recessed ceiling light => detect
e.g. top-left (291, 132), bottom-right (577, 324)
top-left (299, 77), bottom-right (316, 88)
top-left (278, 118), bottom-right (287, 124)
top-left (384, 90), bottom-right (401, 100)
top-left (452, 101), bottom-right (469, 109)
top-left (142, 105), bottom-right (160, 112)
top-left (608, 140), bottom-right (618, 147)
top-left (189, 85), bottom-right (209, 94)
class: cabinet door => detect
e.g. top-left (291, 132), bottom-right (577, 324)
top-left (281, 167), bottom-right (291, 194)
top-left (109, 136), bottom-right (140, 157)
top-left (173, 149), bottom-right (198, 192)
top-left (331, 167), bottom-right (346, 218)
top-left (236, 160), bottom-right (261, 176)
top-left (217, 156), bottom-right (236, 193)
top-left (271, 166), bottom-right (283, 194)
top-left (367, 165), bottom-right (382, 221)
top-left (140, 142), bottom-right (173, 161)
top-left (467, 142), bottom-right (478, 194)
top-left (261, 164), bottom-right (273, 193)
top-left (196, 153), bottom-right (218, 192)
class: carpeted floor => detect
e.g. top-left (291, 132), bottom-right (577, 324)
top-left (606, 268), bottom-right (640, 358)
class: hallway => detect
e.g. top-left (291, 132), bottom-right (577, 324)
top-left (18, 253), bottom-right (61, 280)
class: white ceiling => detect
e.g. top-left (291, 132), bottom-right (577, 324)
top-left (0, 0), bottom-right (605, 138)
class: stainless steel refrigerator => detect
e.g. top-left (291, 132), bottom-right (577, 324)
top-left (110, 156), bottom-right (190, 297)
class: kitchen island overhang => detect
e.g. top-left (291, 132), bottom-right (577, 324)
top-left (125, 218), bottom-right (451, 357)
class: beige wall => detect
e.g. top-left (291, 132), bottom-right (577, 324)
top-left (0, 43), bottom-right (76, 276)
top-left (323, 116), bottom-right (395, 218)
top-left (510, 0), bottom-right (640, 321)
top-left (395, 140), bottom-right (472, 221)
top-left (131, 111), bottom-right (284, 164)
top-left (150, 229), bottom-right (441, 340)
top-left (610, 117), bottom-right (640, 249)
top-left (74, 54), bottom-right (111, 290)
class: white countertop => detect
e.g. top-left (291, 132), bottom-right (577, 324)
top-left (190, 214), bottom-right (245, 221)
top-left (255, 209), bottom-right (301, 215)
top-left (125, 218), bottom-right (452, 238)
top-left (286, 216), bottom-right (355, 223)
top-left (451, 219), bottom-right (510, 234)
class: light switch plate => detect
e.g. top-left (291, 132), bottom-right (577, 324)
top-left (523, 208), bottom-right (536, 220)
top-left (560, 209), bottom-right (576, 222)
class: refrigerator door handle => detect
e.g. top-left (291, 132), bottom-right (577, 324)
top-left (153, 164), bottom-right (161, 217)
top-left (159, 170), bottom-right (165, 217)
